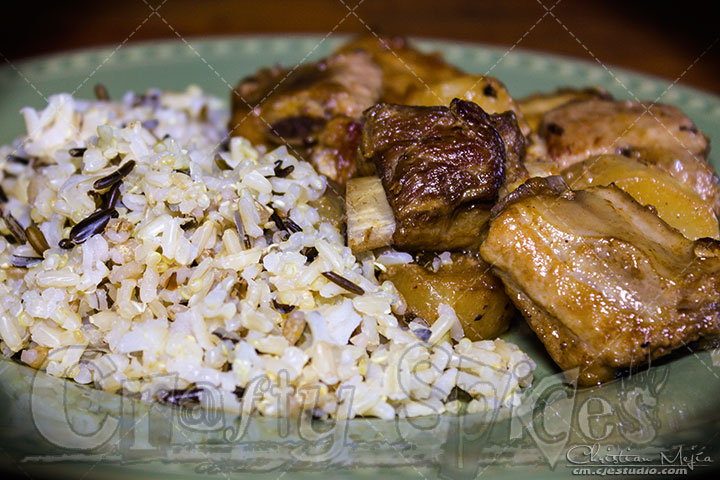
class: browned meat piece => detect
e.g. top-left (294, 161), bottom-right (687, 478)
top-left (540, 99), bottom-right (709, 167)
top-left (361, 99), bottom-right (526, 251)
top-left (229, 51), bottom-right (382, 185)
top-left (517, 87), bottom-right (612, 133)
top-left (381, 252), bottom-right (514, 340)
top-left (537, 99), bottom-right (719, 210)
top-left (335, 35), bottom-right (463, 103)
top-left (305, 116), bottom-right (364, 185)
top-left (480, 177), bottom-right (720, 386)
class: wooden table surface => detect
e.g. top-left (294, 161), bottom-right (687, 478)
top-left (1, 0), bottom-right (718, 94)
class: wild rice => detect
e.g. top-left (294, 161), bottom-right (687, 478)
top-left (68, 147), bottom-right (87, 157)
top-left (93, 160), bottom-right (135, 190)
top-left (25, 224), bottom-right (50, 255)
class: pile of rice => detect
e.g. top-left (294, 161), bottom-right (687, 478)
top-left (0, 87), bottom-right (535, 418)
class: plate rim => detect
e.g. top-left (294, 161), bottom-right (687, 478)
top-left (1, 33), bottom-right (719, 107)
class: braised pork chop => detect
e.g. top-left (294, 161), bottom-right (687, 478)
top-left (480, 177), bottom-right (720, 386)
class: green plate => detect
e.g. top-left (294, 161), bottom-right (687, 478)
top-left (2, 36), bottom-right (720, 479)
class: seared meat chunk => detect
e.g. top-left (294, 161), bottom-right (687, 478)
top-left (336, 35), bottom-right (463, 103)
top-left (540, 99), bottom-right (709, 168)
top-left (304, 116), bottom-right (364, 185)
top-left (381, 252), bottom-right (513, 341)
top-left (361, 99), bottom-right (526, 251)
top-left (230, 51), bottom-right (382, 185)
top-left (538, 99), bottom-right (718, 211)
top-left (481, 177), bottom-right (720, 386)
top-left (518, 87), bottom-right (612, 133)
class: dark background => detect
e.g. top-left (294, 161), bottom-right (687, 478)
top-left (1, 0), bottom-right (718, 93)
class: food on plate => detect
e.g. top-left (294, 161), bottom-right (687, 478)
top-left (2, 34), bottom-right (720, 419)
top-left (480, 177), bottom-right (720, 386)
top-left (229, 50), bottom-right (382, 185)
top-left (562, 155), bottom-right (719, 239)
top-left (380, 252), bottom-right (513, 341)
top-left (358, 99), bottom-right (526, 251)
top-left (0, 86), bottom-right (534, 419)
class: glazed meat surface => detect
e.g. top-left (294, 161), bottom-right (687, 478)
top-left (361, 99), bottom-right (526, 251)
top-left (538, 99), bottom-right (719, 210)
top-left (518, 87), bottom-right (612, 133)
top-left (230, 51), bottom-right (382, 185)
top-left (336, 35), bottom-right (463, 103)
top-left (480, 177), bottom-right (720, 386)
top-left (540, 99), bottom-right (709, 167)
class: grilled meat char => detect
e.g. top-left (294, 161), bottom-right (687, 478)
top-left (361, 99), bottom-right (526, 251)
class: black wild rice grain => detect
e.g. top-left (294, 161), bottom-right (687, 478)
top-left (303, 246), bottom-right (319, 263)
top-left (68, 148), bottom-right (87, 157)
top-left (159, 387), bottom-right (203, 406)
top-left (321, 271), bottom-right (364, 295)
top-left (2, 212), bottom-right (27, 243)
top-left (285, 218), bottom-right (302, 233)
top-left (272, 299), bottom-right (296, 314)
top-left (180, 217), bottom-right (198, 231)
top-left (212, 328), bottom-right (241, 344)
top-left (67, 208), bottom-right (118, 245)
top-left (273, 160), bottom-right (295, 178)
top-left (93, 160), bottom-right (136, 190)
top-left (105, 181), bottom-right (122, 209)
top-left (6, 154), bottom-right (31, 165)
top-left (10, 255), bottom-right (43, 268)
top-left (234, 211), bottom-right (251, 249)
top-left (270, 210), bottom-right (286, 231)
